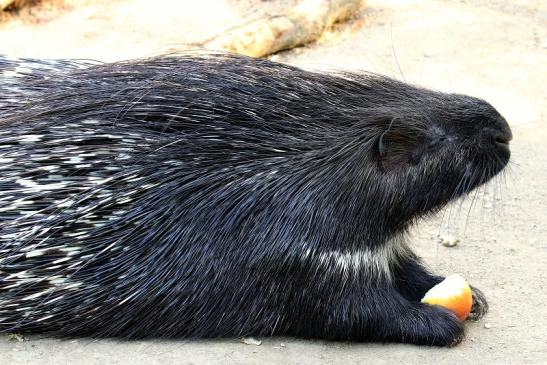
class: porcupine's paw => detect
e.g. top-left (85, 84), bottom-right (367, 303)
top-left (389, 302), bottom-right (465, 347)
top-left (468, 285), bottom-right (489, 321)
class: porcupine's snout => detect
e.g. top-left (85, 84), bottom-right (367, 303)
top-left (444, 95), bottom-right (512, 180)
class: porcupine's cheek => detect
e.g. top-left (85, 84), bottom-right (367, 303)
top-left (402, 157), bottom-right (464, 214)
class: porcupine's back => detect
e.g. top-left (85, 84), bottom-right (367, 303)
top-left (0, 56), bottom-right (97, 112)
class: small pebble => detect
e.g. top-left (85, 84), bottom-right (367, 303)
top-left (439, 234), bottom-right (460, 247)
top-left (241, 337), bottom-right (262, 346)
top-left (7, 333), bottom-right (27, 342)
top-left (484, 323), bottom-right (491, 329)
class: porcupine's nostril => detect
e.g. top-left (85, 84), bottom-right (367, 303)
top-left (492, 115), bottom-right (512, 146)
top-left (494, 134), bottom-right (510, 146)
top-left (483, 125), bottom-right (511, 146)
top-left (485, 128), bottom-right (511, 158)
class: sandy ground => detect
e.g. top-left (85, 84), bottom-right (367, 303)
top-left (1, 0), bottom-right (546, 364)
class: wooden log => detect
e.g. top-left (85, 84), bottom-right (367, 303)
top-left (0, 0), bottom-right (33, 12)
top-left (200, 0), bottom-right (365, 57)
top-left (0, 0), bottom-right (16, 11)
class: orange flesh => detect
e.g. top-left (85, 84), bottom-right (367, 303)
top-left (421, 274), bottom-right (473, 321)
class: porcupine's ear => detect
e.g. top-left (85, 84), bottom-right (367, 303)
top-left (375, 117), bottom-right (427, 171)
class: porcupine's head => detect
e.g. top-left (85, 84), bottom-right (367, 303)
top-left (334, 73), bottom-right (512, 231)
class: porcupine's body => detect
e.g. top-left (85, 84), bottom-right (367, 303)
top-left (0, 54), bottom-right (510, 345)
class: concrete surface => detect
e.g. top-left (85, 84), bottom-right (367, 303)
top-left (0, 0), bottom-right (546, 364)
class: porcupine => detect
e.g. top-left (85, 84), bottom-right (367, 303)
top-left (0, 53), bottom-right (510, 345)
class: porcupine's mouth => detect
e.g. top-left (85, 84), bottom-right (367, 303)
top-left (493, 133), bottom-right (511, 160)
top-left (457, 146), bottom-right (510, 200)
top-left (482, 128), bottom-right (512, 181)
top-left (458, 117), bottom-right (512, 195)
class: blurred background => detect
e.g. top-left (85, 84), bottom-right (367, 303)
top-left (1, 1), bottom-right (546, 364)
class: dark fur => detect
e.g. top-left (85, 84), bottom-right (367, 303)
top-left (0, 54), bottom-right (510, 345)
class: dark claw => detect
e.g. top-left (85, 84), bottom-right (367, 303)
top-left (468, 285), bottom-right (489, 321)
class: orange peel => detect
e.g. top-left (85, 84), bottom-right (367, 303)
top-left (421, 274), bottom-right (473, 321)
